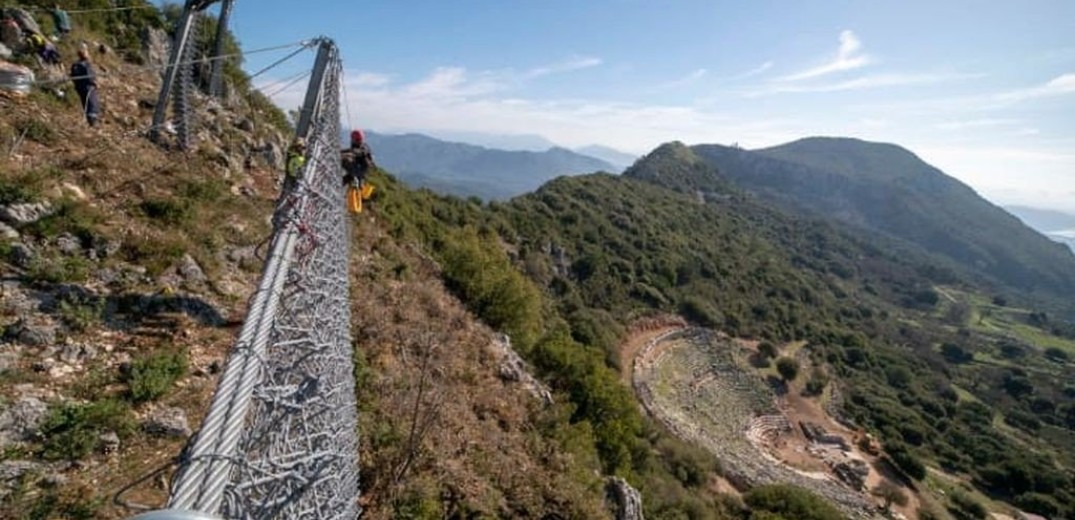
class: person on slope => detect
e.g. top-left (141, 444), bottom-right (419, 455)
top-left (340, 129), bottom-right (375, 190)
top-left (50, 5), bottom-right (71, 37)
top-left (284, 136), bottom-right (306, 190)
top-left (69, 47), bottom-right (100, 126)
top-left (27, 31), bottom-right (60, 65)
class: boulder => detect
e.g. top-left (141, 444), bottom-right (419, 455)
top-left (0, 460), bottom-right (46, 492)
top-left (8, 320), bottom-right (57, 346)
top-left (143, 407), bottom-right (191, 439)
top-left (0, 222), bottom-right (17, 240)
top-left (99, 430), bottom-right (120, 453)
top-left (0, 43), bottom-right (10, 60)
top-left (0, 201), bottom-right (55, 226)
top-left (8, 242), bottom-right (33, 268)
top-left (8, 8), bottom-right (40, 36)
top-left (492, 334), bottom-right (553, 405)
top-left (605, 477), bottom-right (645, 520)
top-left (54, 233), bottom-right (82, 256)
top-left (0, 396), bottom-right (48, 447)
top-left (141, 27), bottom-right (170, 69)
top-left (177, 253), bottom-right (207, 284)
top-left (58, 343), bottom-right (97, 365)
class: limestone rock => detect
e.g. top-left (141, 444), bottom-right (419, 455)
top-left (492, 334), bottom-right (552, 405)
top-left (54, 233), bottom-right (82, 256)
top-left (178, 253), bottom-right (207, 284)
top-left (0, 222), bottom-right (17, 240)
top-left (141, 27), bottom-right (170, 68)
top-left (9, 242), bottom-right (35, 268)
top-left (8, 320), bottom-right (57, 346)
top-left (606, 477), bottom-right (645, 520)
top-left (99, 430), bottom-right (120, 453)
top-left (143, 407), bottom-right (191, 438)
top-left (0, 201), bottom-right (55, 226)
top-left (0, 396), bottom-right (48, 447)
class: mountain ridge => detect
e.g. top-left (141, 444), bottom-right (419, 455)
top-left (685, 137), bottom-right (1075, 305)
top-left (361, 131), bottom-right (617, 200)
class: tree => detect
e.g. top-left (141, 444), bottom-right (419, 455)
top-left (872, 481), bottom-right (909, 511)
top-left (776, 357), bottom-right (800, 383)
top-left (758, 341), bottom-right (779, 360)
top-left (940, 343), bottom-right (973, 364)
top-left (1044, 347), bottom-right (1069, 363)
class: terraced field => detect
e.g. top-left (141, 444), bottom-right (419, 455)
top-left (633, 328), bottom-right (880, 518)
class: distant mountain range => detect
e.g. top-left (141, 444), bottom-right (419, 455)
top-left (1005, 205), bottom-right (1075, 252)
top-left (573, 145), bottom-right (637, 170)
top-left (670, 137), bottom-right (1075, 299)
top-left (362, 131), bottom-right (618, 200)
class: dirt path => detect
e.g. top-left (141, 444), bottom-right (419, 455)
top-left (619, 315), bottom-right (683, 384)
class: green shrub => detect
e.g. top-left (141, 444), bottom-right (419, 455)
top-left (947, 490), bottom-right (987, 520)
top-left (0, 177), bottom-right (42, 205)
top-left (39, 400), bottom-right (133, 460)
top-left (14, 118), bottom-right (57, 145)
top-left (179, 178), bottom-right (227, 204)
top-left (141, 199), bottom-right (194, 226)
top-left (125, 349), bottom-right (188, 403)
top-left (776, 357), bottom-right (800, 382)
top-left (27, 255), bottom-right (91, 284)
top-left (24, 201), bottom-right (102, 240)
top-left (887, 442), bottom-right (927, 480)
top-left (1013, 492), bottom-right (1060, 517)
top-left (679, 296), bottom-right (722, 327)
top-left (1044, 347), bottom-right (1069, 363)
top-left (121, 236), bottom-right (188, 276)
top-left (58, 299), bottom-right (104, 332)
top-left (743, 484), bottom-right (843, 520)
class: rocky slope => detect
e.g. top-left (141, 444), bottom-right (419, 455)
top-left (0, 13), bottom-right (621, 519)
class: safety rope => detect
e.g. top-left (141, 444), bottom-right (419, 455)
top-left (30, 40), bottom-right (314, 86)
top-left (18, 4), bottom-right (156, 15)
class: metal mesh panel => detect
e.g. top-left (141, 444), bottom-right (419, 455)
top-left (162, 41), bottom-right (359, 519)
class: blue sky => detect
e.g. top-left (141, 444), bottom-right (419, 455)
top-left (214, 0), bottom-right (1073, 211)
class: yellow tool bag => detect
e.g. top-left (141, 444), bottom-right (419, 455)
top-left (347, 186), bottom-right (362, 214)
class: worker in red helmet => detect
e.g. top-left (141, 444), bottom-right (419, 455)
top-left (341, 129), bottom-right (375, 190)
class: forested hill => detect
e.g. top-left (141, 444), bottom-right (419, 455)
top-left (362, 131), bottom-right (616, 200)
top-left (489, 151), bottom-right (1075, 518)
top-left (687, 137), bottom-right (1075, 305)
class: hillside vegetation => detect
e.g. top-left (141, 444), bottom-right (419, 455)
top-left (691, 138), bottom-right (1075, 314)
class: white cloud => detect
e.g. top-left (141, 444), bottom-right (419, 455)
top-left (347, 72), bottom-right (392, 88)
top-left (731, 61), bottom-right (773, 80)
top-left (402, 67), bottom-right (505, 99)
top-left (274, 66), bottom-right (805, 153)
top-left (935, 118), bottom-right (1016, 131)
top-left (995, 72), bottom-right (1075, 103)
top-left (524, 55), bottom-right (603, 79)
top-left (653, 68), bottom-right (708, 90)
top-left (748, 72), bottom-right (976, 96)
top-left (779, 30), bottom-right (871, 81)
